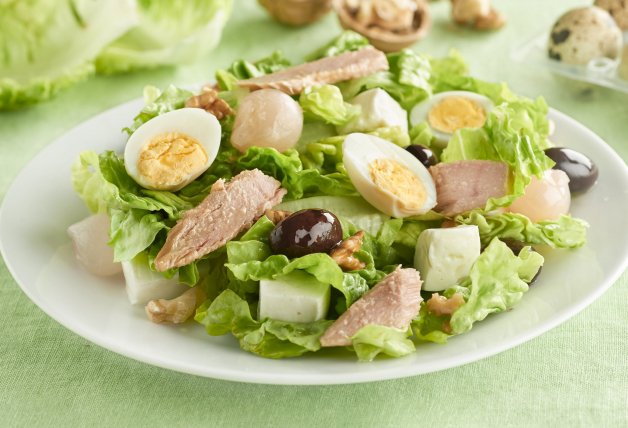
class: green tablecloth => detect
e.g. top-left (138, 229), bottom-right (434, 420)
top-left (1, 1), bottom-right (627, 426)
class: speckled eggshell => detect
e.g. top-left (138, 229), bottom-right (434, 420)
top-left (595, 0), bottom-right (628, 30)
top-left (547, 6), bottom-right (623, 65)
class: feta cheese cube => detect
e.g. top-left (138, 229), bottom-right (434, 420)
top-left (414, 225), bottom-right (481, 292)
top-left (337, 88), bottom-right (408, 135)
top-left (259, 271), bottom-right (331, 323)
top-left (122, 253), bottom-right (188, 305)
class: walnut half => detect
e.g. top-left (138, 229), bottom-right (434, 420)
top-left (265, 209), bottom-right (292, 224)
top-left (426, 292), bottom-right (465, 317)
top-left (330, 231), bottom-right (366, 271)
top-left (145, 287), bottom-right (207, 324)
top-left (185, 87), bottom-right (234, 120)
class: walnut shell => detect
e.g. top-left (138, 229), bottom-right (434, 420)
top-left (258, 0), bottom-right (332, 26)
top-left (334, 0), bottom-right (431, 53)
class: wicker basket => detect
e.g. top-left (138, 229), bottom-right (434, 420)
top-left (258, 0), bottom-right (333, 26)
top-left (334, 0), bottom-right (431, 52)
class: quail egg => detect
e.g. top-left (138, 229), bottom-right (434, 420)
top-left (409, 91), bottom-right (494, 147)
top-left (547, 6), bottom-right (623, 65)
top-left (343, 133), bottom-right (437, 218)
top-left (124, 108), bottom-right (221, 191)
top-left (594, 0), bottom-right (628, 30)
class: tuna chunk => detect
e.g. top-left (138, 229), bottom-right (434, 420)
top-left (238, 47), bottom-right (389, 95)
top-left (430, 160), bottom-right (509, 216)
top-left (320, 267), bottom-right (422, 347)
top-left (154, 169), bottom-right (286, 271)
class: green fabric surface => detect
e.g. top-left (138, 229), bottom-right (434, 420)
top-left (1, 0), bottom-right (627, 426)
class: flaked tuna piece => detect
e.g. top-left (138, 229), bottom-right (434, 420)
top-left (320, 267), bottom-right (422, 347)
top-left (238, 47), bottom-right (389, 95)
top-left (430, 160), bottom-right (509, 216)
top-left (154, 169), bottom-right (286, 271)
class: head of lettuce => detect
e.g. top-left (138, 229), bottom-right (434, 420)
top-left (0, 0), bottom-right (232, 110)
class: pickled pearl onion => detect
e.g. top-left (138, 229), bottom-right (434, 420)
top-left (508, 169), bottom-right (571, 222)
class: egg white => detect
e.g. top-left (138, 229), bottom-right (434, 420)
top-left (343, 133), bottom-right (437, 218)
top-left (124, 108), bottom-right (221, 191)
top-left (409, 91), bottom-right (494, 147)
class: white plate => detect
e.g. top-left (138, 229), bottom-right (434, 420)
top-left (1, 99), bottom-right (627, 385)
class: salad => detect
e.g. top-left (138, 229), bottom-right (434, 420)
top-left (69, 31), bottom-right (596, 362)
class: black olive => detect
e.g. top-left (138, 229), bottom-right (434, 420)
top-left (544, 147), bottom-right (598, 193)
top-left (501, 239), bottom-right (542, 286)
top-left (269, 209), bottom-right (343, 258)
top-left (406, 144), bottom-right (437, 168)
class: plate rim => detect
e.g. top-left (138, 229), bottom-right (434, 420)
top-left (1, 99), bottom-right (627, 385)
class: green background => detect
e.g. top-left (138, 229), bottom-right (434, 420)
top-left (1, 0), bottom-right (627, 426)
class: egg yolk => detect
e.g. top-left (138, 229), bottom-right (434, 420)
top-left (137, 132), bottom-right (208, 190)
top-left (428, 97), bottom-right (486, 134)
top-left (369, 159), bottom-right (426, 210)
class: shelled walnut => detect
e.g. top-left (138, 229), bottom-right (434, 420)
top-left (330, 231), bottom-right (366, 271)
top-left (334, 0), bottom-right (431, 52)
top-left (145, 287), bottom-right (207, 324)
top-left (185, 86), bottom-right (233, 120)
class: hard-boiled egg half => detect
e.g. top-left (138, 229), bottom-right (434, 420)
top-left (343, 133), bottom-right (437, 218)
top-left (124, 108), bottom-right (221, 191)
top-left (410, 91), bottom-right (494, 147)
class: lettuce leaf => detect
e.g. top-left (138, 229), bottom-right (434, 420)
top-left (449, 240), bottom-right (543, 334)
top-left (299, 126), bottom-right (409, 175)
top-left (0, 0), bottom-right (137, 110)
top-left (351, 325), bottom-right (415, 361)
top-left (340, 49), bottom-right (432, 110)
top-left (441, 101), bottom-right (554, 208)
top-left (71, 150), bottom-right (193, 261)
top-left (306, 31), bottom-right (370, 60)
top-left (226, 50), bottom-right (290, 80)
top-left (235, 147), bottom-right (357, 199)
top-left (299, 85), bottom-right (360, 126)
top-left (95, 0), bottom-right (232, 74)
top-left (412, 238), bottom-right (544, 341)
top-left (124, 85), bottom-right (194, 134)
top-left (456, 211), bottom-right (588, 249)
top-left (224, 218), bottom-right (370, 308)
top-left (195, 289), bottom-right (332, 358)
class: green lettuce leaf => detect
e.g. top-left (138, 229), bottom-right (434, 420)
top-left (456, 211), bottom-right (588, 249)
top-left (195, 289), bottom-right (332, 358)
top-left (124, 85), bottom-right (194, 134)
top-left (95, 0), bottom-right (232, 74)
top-left (449, 240), bottom-right (543, 334)
top-left (412, 238), bottom-right (544, 341)
top-left (299, 85), bottom-right (360, 126)
top-left (235, 147), bottom-right (357, 199)
top-left (71, 150), bottom-right (201, 264)
top-left (351, 325), bottom-right (415, 362)
top-left (299, 127), bottom-right (409, 175)
top-left (108, 208), bottom-right (167, 262)
top-left (216, 50), bottom-right (290, 91)
top-left (0, 0), bottom-right (137, 110)
top-left (306, 31), bottom-right (370, 60)
top-left (441, 101), bottom-right (554, 208)
top-left (340, 49), bottom-right (432, 110)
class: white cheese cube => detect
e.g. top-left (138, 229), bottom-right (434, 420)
top-left (122, 253), bottom-right (188, 305)
top-left (337, 88), bottom-right (408, 135)
top-left (414, 225), bottom-right (481, 292)
top-left (259, 271), bottom-right (331, 323)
